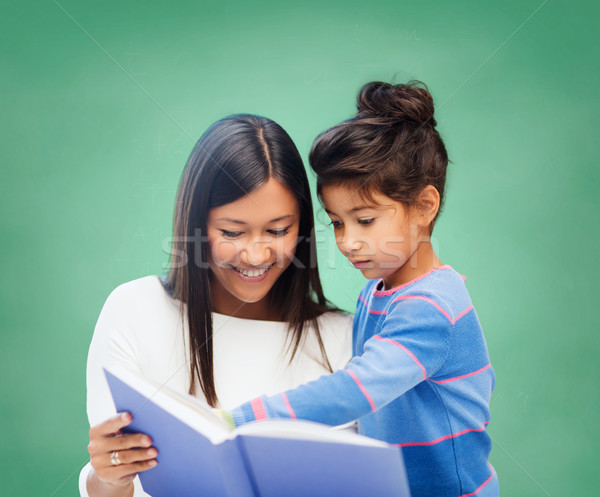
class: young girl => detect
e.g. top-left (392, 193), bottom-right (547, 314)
top-left (222, 83), bottom-right (498, 497)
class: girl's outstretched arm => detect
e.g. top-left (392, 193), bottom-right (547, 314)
top-left (224, 297), bottom-right (451, 427)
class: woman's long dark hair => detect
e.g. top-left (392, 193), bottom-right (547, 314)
top-left (163, 114), bottom-right (334, 406)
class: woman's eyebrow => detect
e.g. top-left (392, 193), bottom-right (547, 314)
top-left (268, 214), bottom-right (295, 223)
top-left (215, 214), bottom-right (295, 224)
top-left (215, 218), bottom-right (247, 225)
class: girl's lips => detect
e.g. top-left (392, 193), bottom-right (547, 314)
top-left (350, 260), bottom-right (371, 269)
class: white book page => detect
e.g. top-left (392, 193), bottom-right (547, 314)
top-left (234, 419), bottom-right (388, 447)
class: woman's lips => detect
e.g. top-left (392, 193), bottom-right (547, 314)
top-left (232, 264), bottom-right (273, 282)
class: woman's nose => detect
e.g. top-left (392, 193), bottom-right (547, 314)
top-left (241, 238), bottom-right (272, 265)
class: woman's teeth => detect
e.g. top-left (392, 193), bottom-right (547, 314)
top-left (235, 266), bottom-right (270, 278)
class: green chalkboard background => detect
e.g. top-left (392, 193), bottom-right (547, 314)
top-left (1, 0), bottom-right (598, 495)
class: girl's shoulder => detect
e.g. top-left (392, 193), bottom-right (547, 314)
top-left (363, 265), bottom-right (467, 299)
top-left (415, 266), bottom-right (472, 310)
top-left (359, 266), bottom-right (474, 321)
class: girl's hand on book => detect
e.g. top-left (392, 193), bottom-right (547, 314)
top-left (88, 411), bottom-right (158, 487)
top-left (213, 408), bottom-right (237, 430)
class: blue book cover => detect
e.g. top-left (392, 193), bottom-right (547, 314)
top-left (104, 367), bottom-right (411, 497)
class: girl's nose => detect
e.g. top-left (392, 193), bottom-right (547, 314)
top-left (338, 231), bottom-right (364, 254)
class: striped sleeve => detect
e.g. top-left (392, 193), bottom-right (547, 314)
top-left (229, 297), bottom-right (451, 427)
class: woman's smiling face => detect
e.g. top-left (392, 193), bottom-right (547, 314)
top-left (206, 177), bottom-right (300, 316)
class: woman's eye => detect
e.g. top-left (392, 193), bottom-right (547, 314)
top-left (267, 228), bottom-right (290, 236)
top-left (358, 218), bottom-right (374, 225)
top-left (220, 230), bottom-right (243, 238)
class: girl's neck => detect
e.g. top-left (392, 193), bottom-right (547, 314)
top-left (382, 240), bottom-right (442, 290)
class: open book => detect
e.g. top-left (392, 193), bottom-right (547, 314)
top-left (104, 367), bottom-right (411, 497)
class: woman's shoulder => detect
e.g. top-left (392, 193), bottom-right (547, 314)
top-left (96, 275), bottom-right (179, 332)
top-left (91, 276), bottom-right (182, 367)
top-left (313, 311), bottom-right (353, 369)
top-left (316, 310), bottom-right (353, 331)
top-left (103, 275), bottom-right (174, 309)
top-left (315, 310), bottom-right (354, 346)
top-left (107, 274), bottom-right (166, 296)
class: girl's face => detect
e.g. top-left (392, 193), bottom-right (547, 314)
top-left (206, 178), bottom-right (300, 317)
top-left (321, 184), bottom-right (432, 289)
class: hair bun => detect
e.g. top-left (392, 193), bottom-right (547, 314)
top-left (357, 81), bottom-right (437, 127)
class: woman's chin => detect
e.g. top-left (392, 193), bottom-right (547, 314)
top-left (220, 276), bottom-right (275, 307)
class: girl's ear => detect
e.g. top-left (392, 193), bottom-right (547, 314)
top-left (415, 185), bottom-right (440, 229)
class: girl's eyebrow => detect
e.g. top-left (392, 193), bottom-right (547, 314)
top-left (325, 206), bottom-right (374, 215)
top-left (215, 214), bottom-right (295, 225)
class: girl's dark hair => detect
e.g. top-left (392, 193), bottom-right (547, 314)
top-left (163, 114), bottom-right (334, 406)
top-left (309, 81), bottom-right (449, 231)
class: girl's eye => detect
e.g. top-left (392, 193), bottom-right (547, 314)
top-left (267, 228), bottom-right (290, 236)
top-left (220, 230), bottom-right (243, 238)
top-left (358, 218), bottom-right (374, 225)
top-left (330, 220), bottom-right (343, 228)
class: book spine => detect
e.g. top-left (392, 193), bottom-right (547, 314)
top-left (232, 437), bottom-right (262, 497)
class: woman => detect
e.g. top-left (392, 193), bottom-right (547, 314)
top-left (80, 114), bottom-right (352, 497)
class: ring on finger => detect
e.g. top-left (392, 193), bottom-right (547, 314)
top-left (110, 450), bottom-right (122, 466)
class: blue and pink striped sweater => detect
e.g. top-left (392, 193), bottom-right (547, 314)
top-left (229, 266), bottom-right (498, 497)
